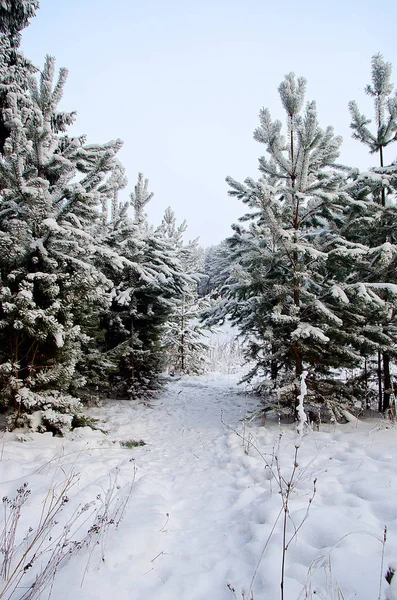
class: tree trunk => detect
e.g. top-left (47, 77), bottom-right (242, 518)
top-left (180, 333), bottom-right (185, 372)
top-left (180, 295), bottom-right (185, 372)
top-left (379, 144), bottom-right (386, 206)
top-left (271, 343), bottom-right (278, 382)
top-left (130, 319), bottom-right (135, 383)
top-left (376, 145), bottom-right (385, 409)
top-left (383, 352), bottom-right (391, 413)
top-left (378, 350), bottom-right (383, 412)
top-left (364, 357), bottom-right (370, 409)
top-left (292, 344), bottom-right (303, 378)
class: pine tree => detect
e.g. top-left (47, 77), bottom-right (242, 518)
top-left (0, 0), bottom-right (211, 429)
top-left (220, 73), bottom-right (360, 418)
top-left (348, 54), bottom-right (397, 412)
top-left (159, 208), bottom-right (209, 374)
top-left (101, 176), bottom-right (191, 398)
top-left (0, 12), bottom-right (123, 431)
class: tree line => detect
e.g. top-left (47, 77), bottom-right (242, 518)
top-left (1, 1), bottom-right (396, 432)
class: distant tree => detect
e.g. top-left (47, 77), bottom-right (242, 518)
top-left (159, 208), bottom-right (209, 373)
top-left (198, 241), bottom-right (233, 297)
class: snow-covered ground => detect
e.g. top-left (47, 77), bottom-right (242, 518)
top-left (1, 371), bottom-right (397, 600)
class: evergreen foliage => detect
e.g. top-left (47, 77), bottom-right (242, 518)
top-left (207, 72), bottom-right (395, 419)
top-left (198, 241), bottom-right (232, 297)
top-left (0, 0), bottom-right (38, 46)
top-left (2, 1), bottom-right (397, 430)
top-left (346, 54), bottom-right (397, 412)
top-left (203, 61), bottom-right (397, 420)
top-left (228, 75), bottom-right (336, 412)
top-left (99, 177), bottom-right (194, 398)
top-left (0, 45), bottom-right (123, 430)
top-left (159, 209), bottom-right (210, 374)
top-left (0, 3), bottom-right (198, 429)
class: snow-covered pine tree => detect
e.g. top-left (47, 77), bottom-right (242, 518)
top-left (0, 11), bottom-right (123, 432)
top-left (101, 175), bottom-right (191, 398)
top-left (158, 208), bottom-right (209, 374)
top-left (347, 53), bottom-right (397, 412)
top-left (221, 73), bottom-right (359, 418)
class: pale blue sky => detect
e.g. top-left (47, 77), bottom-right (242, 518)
top-left (21, 0), bottom-right (397, 246)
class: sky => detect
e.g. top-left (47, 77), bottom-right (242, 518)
top-left (20, 0), bottom-right (397, 247)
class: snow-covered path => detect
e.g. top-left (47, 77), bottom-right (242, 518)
top-left (82, 374), bottom-right (261, 600)
top-left (2, 373), bottom-right (397, 600)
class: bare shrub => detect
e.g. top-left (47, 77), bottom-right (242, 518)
top-left (0, 467), bottom-right (134, 600)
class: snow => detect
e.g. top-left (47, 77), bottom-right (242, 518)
top-left (367, 283), bottom-right (397, 295)
top-left (53, 329), bottom-right (64, 348)
top-left (314, 300), bottom-right (343, 325)
top-left (291, 323), bottom-right (330, 343)
top-left (42, 218), bottom-right (61, 231)
top-left (360, 171), bottom-right (385, 181)
top-left (16, 289), bottom-right (33, 301)
top-left (330, 284), bottom-right (350, 304)
top-left (296, 370), bottom-right (308, 436)
top-left (1, 372), bottom-right (397, 599)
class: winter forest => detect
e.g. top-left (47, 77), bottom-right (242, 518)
top-left (2, 2), bottom-right (397, 600)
